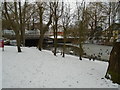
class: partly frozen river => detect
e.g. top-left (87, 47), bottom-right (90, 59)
top-left (47, 43), bottom-right (113, 61)
top-left (83, 44), bottom-right (113, 61)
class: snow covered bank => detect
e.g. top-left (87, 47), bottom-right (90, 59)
top-left (0, 48), bottom-right (2, 89)
top-left (2, 46), bottom-right (118, 88)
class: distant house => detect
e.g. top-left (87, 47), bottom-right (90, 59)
top-left (103, 23), bottom-right (120, 42)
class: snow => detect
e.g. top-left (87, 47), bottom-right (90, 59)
top-left (50, 36), bottom-right (63, 39)
top-left (0, 48), bottom-right (2, 89)
top-left (116, 39), bottom-right (120, 42)
top-left (2, 46), bottom-right (118, 88)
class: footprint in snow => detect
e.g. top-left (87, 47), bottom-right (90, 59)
top-left (100, 83), bottom-right (103, 86)
top-left (62, 80), bottom-right (66, 83)
top-left (112, 85), bottom-right (117, 87)
top-left (101, 78), bottom-right (104, 79)
top-left (69, 85), bottom-right (72, 87)
top-left (87, 73), bottom-right (93, 75)
top-left (91, 68), bottom-right (95, 70)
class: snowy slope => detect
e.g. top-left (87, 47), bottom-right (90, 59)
top-left (2, 46), bottom-right (118, 88)
top-left (0, 48), bottom-right (2, 89)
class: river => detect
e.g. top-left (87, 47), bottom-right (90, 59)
top-left (44, 43), bottom-right (113, 61)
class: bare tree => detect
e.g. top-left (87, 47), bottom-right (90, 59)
top-left (62, 3), bottom-right (71, 57)
top-left (105, 2), bottom-right (118, 42)
top-left (19, 1), bottom-right (29, 46)
top-left (86, 2), bottom-right (107, 38)
top-left (51, 1), bottom-right (63, 56)
top-left (3, 1), bottom-right (22, 52)
top-left (36, 2), bottom-right (53, 51)
top-left (76, 1), bottom-right (86, 60)
top-left (2, 1), bottom-right (34, 52)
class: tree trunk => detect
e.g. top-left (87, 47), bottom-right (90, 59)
top-left (105, 42), bottom-right (120, 84)
top-left (54, 32), bottom-right (57, 56)
top-left (78, 22), bottom-right (83, 60)
top-left (16, 31), bottom-right (21, 52)
top-left (20, 27), bottom-right (25, 46)
top-left (79, 43), bottom-right (83, 60)
top-left (4, 2), bottom-right (22, 52)
top-left (62, 42), bottom-right (65, 58)
top-left (54, 20), bottom-right (58, 56)
top-left (62, 29), bottom-right (66, 57)
top-left (38, 31), bottom-right (44, 51)
top-left (22, 27), bottom-right (25, 46)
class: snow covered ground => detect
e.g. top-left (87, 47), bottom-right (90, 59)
top-left (2, 46), bottom-right (118, 88)
top-left (0, 48), bottom-right (2, 89)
